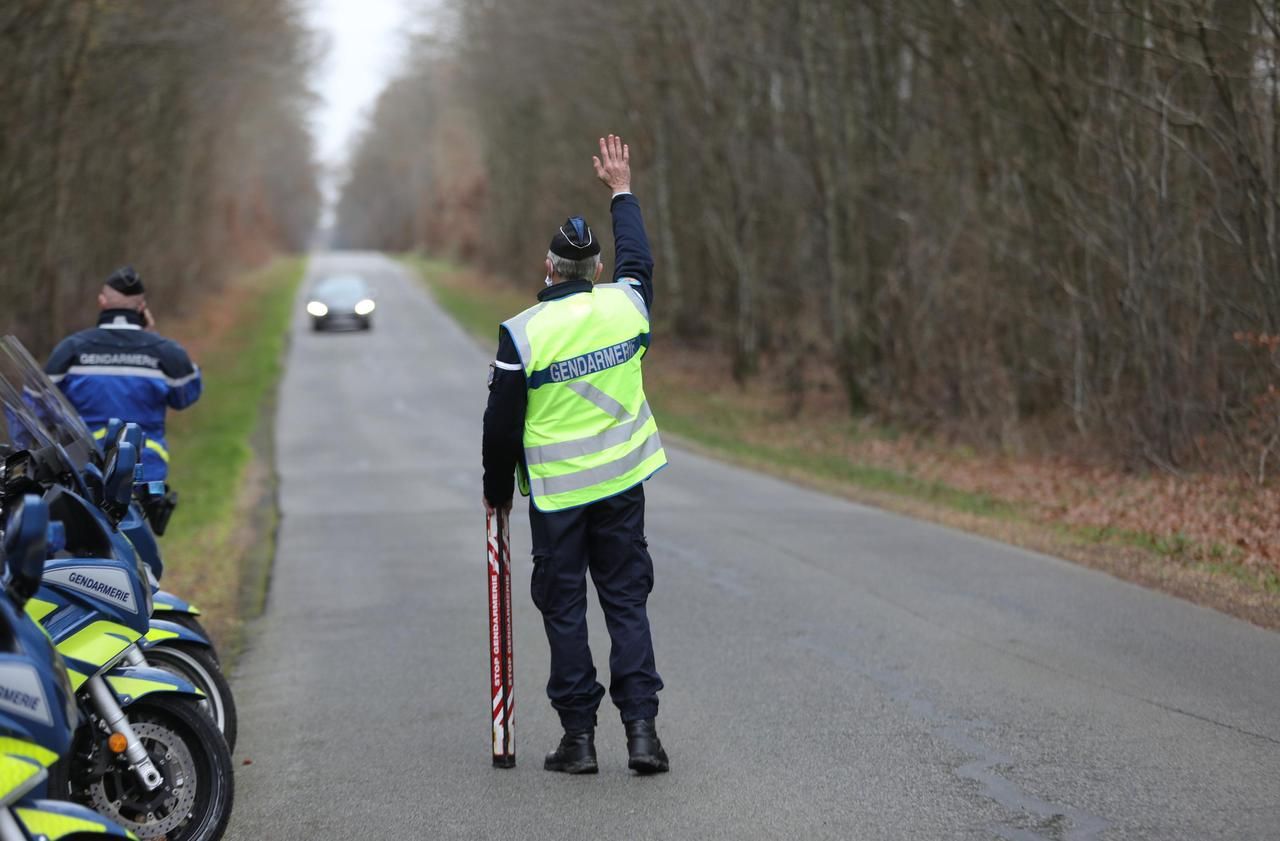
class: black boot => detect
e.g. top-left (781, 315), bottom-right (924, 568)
top-left (625, 718), bottom-right (669, 774)
top-left (544, 730), bottom-right (598, 774)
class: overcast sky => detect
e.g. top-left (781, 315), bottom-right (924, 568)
top-left (306, 0), bottom-right (415, 193)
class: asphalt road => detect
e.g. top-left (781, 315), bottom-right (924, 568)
top-left (227, 253), bottom-right (1280, 840)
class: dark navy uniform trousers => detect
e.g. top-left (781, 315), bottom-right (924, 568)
top-left (529, 484), bottom-right (663, 731)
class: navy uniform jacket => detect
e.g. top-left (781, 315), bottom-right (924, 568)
top-left (46, 309), bottom-right (202, 482)
top-left (483, 192), bottom-right (656, 506)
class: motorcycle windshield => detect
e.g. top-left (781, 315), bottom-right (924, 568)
top-left (0, 372), bottom-right (59, 456)
top-left (0, 337), bottom-right (96, 471)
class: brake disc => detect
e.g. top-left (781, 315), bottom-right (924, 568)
top-left (88, 719), bottom-right (198, 838)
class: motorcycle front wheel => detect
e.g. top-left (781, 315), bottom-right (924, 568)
top-left (156, 614), bottom-right (220, 663)
top-left (145, 642), bottom-right (238, 751)
top-left (54, 696), bottom-right (234, 841)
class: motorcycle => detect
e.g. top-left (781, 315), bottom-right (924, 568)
top-left (0, 387), bottom-right (234, 840)
top-left (0, 341), bottom-right (235, 748)
top-left (0, 341), bottom-right (210, 649)
top-left (0, 494), bottom-right (134, 840)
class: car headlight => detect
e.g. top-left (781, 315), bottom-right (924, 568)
top-left (354, 299), bottom-right (376, 316)
top-left (306, 301), bottom-right (329, 317)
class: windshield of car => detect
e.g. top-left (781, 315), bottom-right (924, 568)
top-left (0, 337), bottom-right (96, 470)
top-left (314, 276), bottom-right (369, 306)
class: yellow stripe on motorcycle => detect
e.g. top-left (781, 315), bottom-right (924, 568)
top-left (14, 805), bottom-right (130, 839)
top-left (0, 754), bottom-right (46, 803)
top-left (24, 597), bottom-right (58, 623)
top-left (0, 738), bottom-right (58, 769)
top-left (144, 626), bottom-right (179, 644)
top-left (151, 600), bottom-right (202, 616)
top-left (92, 428), bottom-right (107, 440)
top-left (57, 622), bottom-right (136, 688)
top-left (106, 674), bottom-right (204, 703)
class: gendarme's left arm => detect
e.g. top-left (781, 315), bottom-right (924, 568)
top-left (482, 328), bottom-right (527, 508)
top-left (159, 339), bottom-right (202, 410)
top-left (610, 192), bottom-right (654, 315)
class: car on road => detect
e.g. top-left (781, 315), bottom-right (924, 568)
top-left (306, 275), bottom-right (376, 331)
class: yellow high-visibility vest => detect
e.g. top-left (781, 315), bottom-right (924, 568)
top-left (503, 282), bottom-right (666, 512)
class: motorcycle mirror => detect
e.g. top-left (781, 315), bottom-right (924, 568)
top-left (104, 418), bottom-right (124, 454)
top-left (104, 441), bottom-right (138, 511)
top-left (4, 494), bottom-right (49, 607)
top-left (120, 423), bottom-right (143, 456)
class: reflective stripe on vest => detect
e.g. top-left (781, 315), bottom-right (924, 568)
top-left (503, 283), bottom-right (667, 512)
top-left (525, 400), bottom-right (653, 466)
top-left (530, 430), bottom-right (664, 498)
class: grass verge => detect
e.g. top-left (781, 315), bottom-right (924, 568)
top-left (157, 256), bottom-right (305, 662)
top-left (404, 253), bottom-right (1280, 629)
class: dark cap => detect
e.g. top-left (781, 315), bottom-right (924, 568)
top-left (549, 217), bottom-right (601, 260)
top-left (105, 265), bottom-right (145, 296)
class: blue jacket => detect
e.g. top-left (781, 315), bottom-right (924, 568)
top-left (45, 310), bottom-right (202, 481)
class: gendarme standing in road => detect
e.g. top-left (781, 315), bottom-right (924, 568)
top-left (45, 265), bottom-right (202, 482)
top-left (483, 135), bottom-right (669, 775)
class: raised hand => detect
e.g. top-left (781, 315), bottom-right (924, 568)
top-left (592, 134), bottom-right (631, 194)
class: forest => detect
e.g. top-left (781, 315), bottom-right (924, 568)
top-left (336, 0), bottom-right (1280, 481)
top-left (0, 0), bottom-right (319, 352)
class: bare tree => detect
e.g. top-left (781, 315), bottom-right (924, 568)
top-left (0, 0), bottom-right (320, 351)
top-left (336, 0), bottom-right (1280, 479)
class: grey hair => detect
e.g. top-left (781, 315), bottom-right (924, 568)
top-left (547, 250), bottom-right (600, 282)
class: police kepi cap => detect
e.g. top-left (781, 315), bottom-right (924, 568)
top-left (105, 265), bottom-right (145, 296)
top-left (549, 217), bottom-right (600, 259)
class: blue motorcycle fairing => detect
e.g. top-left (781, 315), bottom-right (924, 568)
top-left (37, 557), bottom-right (149, 637)
top-left (0, 667), bottom-right (75, 769)
top-left (42, 487), bottom-right (113, 561)
top-left (39, 486), bottom-right (151, 633)
top-left (141, 618), bottom-right (211, 650)
top-left (152, 590), bottom-right (197, 616)
top-left (103, 664), bottom-right (202, 706)
top-left (0, 599), bottom-right (77, 761)
top-left (119, 503), bottom-right (162, 580)
top-left (45, 485), bottom-right (144, 579)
